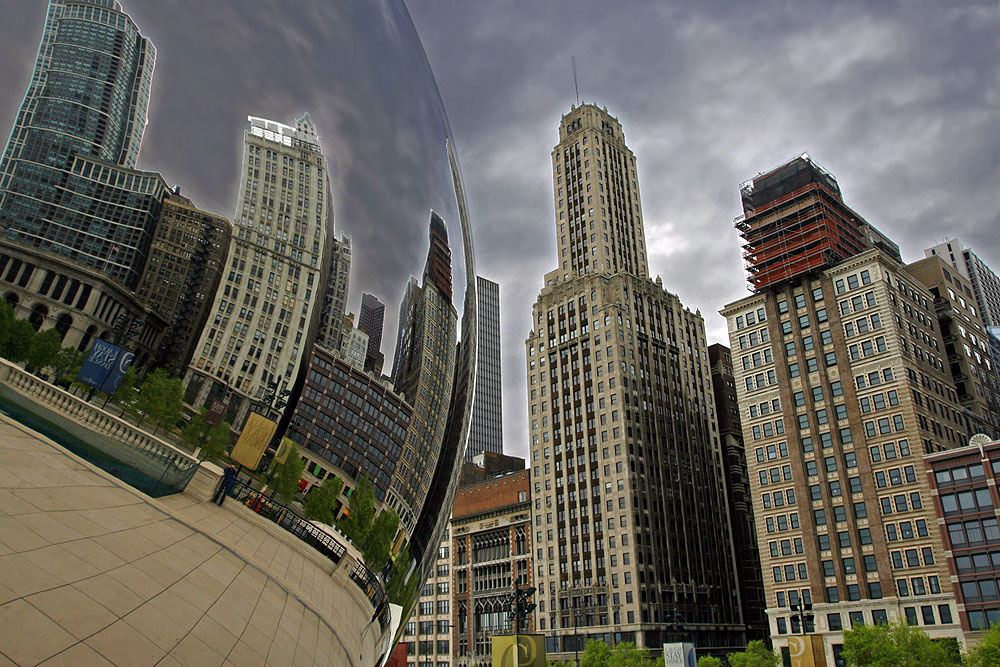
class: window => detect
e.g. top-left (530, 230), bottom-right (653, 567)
top-left (828, 613), bottom-right (842, 631)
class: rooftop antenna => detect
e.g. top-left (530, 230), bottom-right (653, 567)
top-left (572, 55), bottom-right (580, 104)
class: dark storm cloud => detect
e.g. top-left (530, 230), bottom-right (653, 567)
top-left (0, 0), bottom-right (471, 369)
top-left (407, 0), bottom-right (1000, 459)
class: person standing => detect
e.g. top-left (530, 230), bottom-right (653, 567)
top-left (214, 464), bottom-right (237, 505)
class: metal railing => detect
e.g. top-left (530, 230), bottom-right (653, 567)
top-left (226, 479), bottom-right (390, 631)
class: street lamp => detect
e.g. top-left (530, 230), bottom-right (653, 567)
top-left (789, 601), bottom-right (814, 635)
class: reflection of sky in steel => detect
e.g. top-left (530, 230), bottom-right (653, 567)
top-left (5, 0), bottom-right (466, 365)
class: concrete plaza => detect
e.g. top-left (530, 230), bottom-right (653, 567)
top-left (0, 412), bottom-right (382, 666)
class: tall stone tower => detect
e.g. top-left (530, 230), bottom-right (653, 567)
top-left (527, 104), bottom-right (745, 656)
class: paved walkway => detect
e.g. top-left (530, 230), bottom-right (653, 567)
top-left (0, 412), bottom-right (382, 666)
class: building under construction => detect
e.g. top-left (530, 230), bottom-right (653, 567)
top-left (735, 154), bottom-right (898, 291)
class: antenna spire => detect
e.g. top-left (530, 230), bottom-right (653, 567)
top-left (572, 55), bottom-right (580, 105)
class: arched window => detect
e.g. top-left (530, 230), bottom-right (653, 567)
top-left (29, 304), bottom-right (48, 331)
top-left (78, 325), bottom-right (96, 351)
top-left (55, 313), bottom-right (73, 340)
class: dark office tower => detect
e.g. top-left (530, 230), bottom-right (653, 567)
top-left (358, 292), bottom-right (385, 374)
top-left (467, 275), bottom-right (502, 461)
top-left (708, 344), bottom-right (769, 643)
top-left (317, 233), bottom-right (351, 351)
top-left (0, 0), bottom-right (155, 253)
top-left (527, 104), bottom-right (744, 658)
top-left (387, 211), bottom-right (458, 535)
top-left (723, 156), bottom-right (971, 663)
top-left (135, 191), bottom-right (231, 375)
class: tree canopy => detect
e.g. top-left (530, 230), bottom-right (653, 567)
top-left (269, 445), bottom-right (305, 503)
top-left (339, 475), bottom-right (376, 545)
top-left (303, 474), bottom-right (344, 525)
top-left (842, 622), bottom-right (959, 666)
top-left (965, 623), bottom-right (1000, 666)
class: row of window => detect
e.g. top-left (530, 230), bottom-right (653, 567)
top-left (879, 491), bottom-right (923, 515)
top-left (869, 438), bottom-right (911, 462)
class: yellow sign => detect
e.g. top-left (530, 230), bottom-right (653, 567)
top-left (788, 635), bottom-right (827, 667)
top-left (274, 436), bottom-right (295, 464)
top-left (492, 634), bottom-right (545, 667)
top-left (229, 413), bottom-right (278, 470)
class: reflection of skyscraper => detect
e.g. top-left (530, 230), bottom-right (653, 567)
top-left (358, 292), bottom-right (385, 374)
top-left (467, 275), bottom-right (502, 460)
top-left (527, 104), bottom-right (744, 657)
top-left (318, 232), bottom-right (351, 351)
top-left (0, 0), bottom-right (155, 262)
top-left (185, 115), bottom-right (330, 430)
top-left (135, 191), bottom-right (231, 375)
top-left (387, 211), bottom-right (458, 535)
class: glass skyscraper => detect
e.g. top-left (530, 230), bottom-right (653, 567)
top-left (0, 0), bottom-right (156, 279)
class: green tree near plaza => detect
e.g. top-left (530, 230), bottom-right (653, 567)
top-left (50, 347), bottom-right (85, 387)
top-left (111, 365), bottom-right (139, 413)
top-left (841, 622), bottom-right (959, 666)
top-left (577, 640), bottom-right (661, 667)
top-left (23, 328), bottom-right (62, 375)
top-left (1, 317), bottom-right (35, 363)
top-left (180, 408), bottom-right (232, 462)
top-left (339, 475), bottom-right (376, 545)
top-left (726, 640), bottom-right (779, 667)
top-left (269, 445), bottom-right (306, 504)
top-left (361, 508), bottom-right (400, 573)
top-left (303, 474), bottom-right (344, 525)
top-left (133, 368), bottom-right (184, 435)
top-left (386, 541), bottom-right (416, 604)
top-left (965, 623), bottom-right (1000, 666)
top-left (696, 656), bottom-right (723, 667)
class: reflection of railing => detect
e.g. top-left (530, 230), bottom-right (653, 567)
top-left (0, 360), bottom-right (199, 496)
top-left (227, 479), bottom-right (391, 632)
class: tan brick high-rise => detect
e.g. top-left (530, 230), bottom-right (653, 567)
top-left (526, 104), bottom-right (745, 658)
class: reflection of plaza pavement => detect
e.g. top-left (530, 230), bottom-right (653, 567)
top-left (0, 413), bottom-right (379, 666)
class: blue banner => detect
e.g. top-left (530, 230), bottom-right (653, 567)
top-left (76, 338), bottom-right (134, 394)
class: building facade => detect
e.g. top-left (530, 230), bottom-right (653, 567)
top-left (907, 255), bottom-right (1000, 439)
top-left (0, 0), bottom-right (155, 246)
top-left (724, 156), bottom-right (975, 663)
top-left (925, 436), bottom-right (1000, 640)
top-left (135, 191), bottom-right (231, 374)
top-left (467, 276), bottom-right (503, 461)
top-left (403, 531), bottom-right (455, 667)
top-left (387, 212), bottom-right (458, 536)
top-left (185, 114), bottom-right (331, 429)
top-left (359, 292), bottom-right (386, 374)
top-left (527, 104), bottom-right (745, 658)
top-left (452, 469), bottom-right (532, 666)
top-left (287, 344), bottom-right (410, 505)
top-left (317, 232), bottom-right (351, 351)
top-left (708, 343), bottom-right (770, 643)
top-left (925, 240), bottom-right (1000, 330)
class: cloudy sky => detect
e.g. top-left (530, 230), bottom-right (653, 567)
top-left (407, 0), bottom-right (1000, 459)
top-left (1, 1), bottom-right (998, 463)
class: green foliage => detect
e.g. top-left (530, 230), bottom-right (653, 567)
top-left (385, 542), bottom-right (413, 604)
top-left (964, 623), bottom-right (1000, 667)
top-left (3, 318), bottom-right (35, 362)
top-left (112, 366), bottom-right (139, 414)
top-left (727, 640), bottom-right (779, 667)
top-left (303, 474), bottom-right (344, 525)
top-left (697, 656), bottom-right (723, 667)
top-left (362, 508), bottom-right (400, 573)
top-left (581, 639), bottom-right (612, 667)
top-left (133, 368), bottom-right (184, 434)
top-left (24, 328), bottom-right (62, 373)
top-left (608, 642), bottom-right (656, 667)
top-left (181, 408), bottom-right (231, 461)
top-left (842, 622), bottom-right (958, 666)
top-left (50, 347), bottom-right (85, 385)
top-left (339, 476), bottom-right (376, 545)
top-left (269, 446), bottom-right (305, 503)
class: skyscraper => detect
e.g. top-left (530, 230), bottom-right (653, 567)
top-left (185, 114), bottom-right (331, 430)
top-left (723, 155), bottom-right (973, 663)
top-left (388, 211), bottom-right (458, 535)
top-left (0, 0), bottom-right (166, 361)
top-left (527, 104), bottom-right (744, 657)
top-left (317, 232), bottom-right (351, 351)
top-left (135, 190), bottom-right (231, 375)
top-left (358, 291), bottom-right (385, 374)
top-left (467, 275), bottom-right (503, 460)
top-left (0, 0), bottom-right (155, 263)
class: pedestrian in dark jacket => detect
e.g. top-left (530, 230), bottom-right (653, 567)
top-left (214, 464), bottom-right (238, 505)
